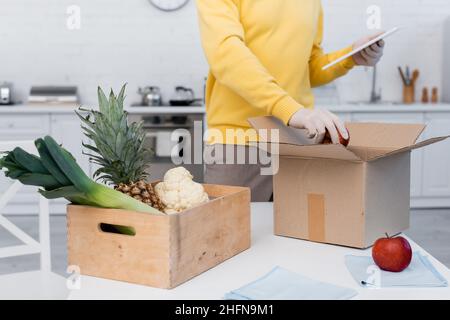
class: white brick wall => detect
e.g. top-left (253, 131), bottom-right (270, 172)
top-left (0, 0), bottom-right (449, 105)
top-left (323, 0), bottom-right (450, 103)
top-left (0, 0), bottom-right (207, 105)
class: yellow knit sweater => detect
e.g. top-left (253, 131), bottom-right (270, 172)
top-left (196, 0), bottom-right (356, 144)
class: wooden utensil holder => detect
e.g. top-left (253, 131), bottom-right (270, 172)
top-left (403, 84), bottom-right (415, 104)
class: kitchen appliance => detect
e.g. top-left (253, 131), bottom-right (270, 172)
top-left (169, 86), bottom-right (201, 106)
top-left (138, 86), bottom-right (162, 106)
top-left (145, 130), bottom-right (191, 158)
top-left (139, 115), bottom-right (193, 158)
top-left (128, 113), bottom-right (204, 180)
top-left (0, 82), bottom-right (13, 105)
top-left (28, 86), bottom-right (78, 104)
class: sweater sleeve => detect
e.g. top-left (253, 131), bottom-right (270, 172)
top-left (196, 0), bottom-right (303, 124)
top-left (309, 6), bottom-right (356, 88)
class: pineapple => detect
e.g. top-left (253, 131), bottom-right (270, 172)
top-left (76, 84), bottom-right (165, 211)
top-left (116, 181), bottom-right (164, 210)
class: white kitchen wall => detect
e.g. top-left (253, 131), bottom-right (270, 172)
top-left (0, 0), bottom-right (207, 106)
top-left (323, 0), bottom-right (450, 103)
top-left (0, 0), bottom-right (449, 105)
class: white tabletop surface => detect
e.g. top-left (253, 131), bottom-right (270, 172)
top-left (67, 203), bottom-right (450, 300)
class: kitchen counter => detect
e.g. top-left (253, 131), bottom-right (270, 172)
top-left (67, 203), bottom-right (450, 300)
top-left (2, 103), bottom-right (450, 114)
top-left (320, 103), bottom-right (450, 113)
top-left (0, 105), bottom-right (206, 115)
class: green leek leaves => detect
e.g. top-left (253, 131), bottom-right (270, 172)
top-left (0, 136), bottom-right (163, 216)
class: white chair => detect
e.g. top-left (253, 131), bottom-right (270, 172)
top-left (0, 141), bottom-right (68, 299)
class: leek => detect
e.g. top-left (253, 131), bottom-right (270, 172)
top-left (0, 136), bottom-right (163, 216)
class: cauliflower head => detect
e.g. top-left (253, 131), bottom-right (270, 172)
top-left (155, 167), bottom-right (209, 214)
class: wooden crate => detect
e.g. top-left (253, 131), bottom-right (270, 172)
top-left (67, 184), bottom-right (251, 289)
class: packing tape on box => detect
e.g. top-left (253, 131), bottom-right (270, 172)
top-left (307, 194), bottom-right (326, 242)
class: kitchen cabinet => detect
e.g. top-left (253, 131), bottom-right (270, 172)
top-left (0, 112), bottom-right (87, 214)
top-left (422, 113), bottom-right (450, 199)
top-left (0, 114), bottom-right (51, 214)
top-left (0, 114), bottom-right (50, 140)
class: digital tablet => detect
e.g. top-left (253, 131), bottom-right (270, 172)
top-left (322, 27), bottom-right (400, 70)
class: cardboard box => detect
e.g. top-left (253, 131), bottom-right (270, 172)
top-left (249, 116), bottom-right (449, 248)
top-left (67, 184), bottom-right (251, 289)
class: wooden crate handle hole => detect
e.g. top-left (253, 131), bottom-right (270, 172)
top-left (98, 223), bottom-right (136, 236)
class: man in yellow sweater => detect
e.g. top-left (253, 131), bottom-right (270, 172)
top-left (196, 0), bottom-right (385, 201)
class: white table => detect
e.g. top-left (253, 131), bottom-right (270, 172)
top-left (68, 203), bottom-right (450, 300)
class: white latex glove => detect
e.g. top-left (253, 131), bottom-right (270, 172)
top-left (288, 108), bottom-right (349, 144)
top-left (353, 33), bottom-right (385, 67)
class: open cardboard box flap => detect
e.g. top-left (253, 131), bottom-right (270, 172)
top-left (248, 116), bottom-right (449, 162)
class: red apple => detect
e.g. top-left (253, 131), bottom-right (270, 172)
top-left (372, 234), bottom-right (412, 272)
top-left (322, 127), bottom-right (350, 146)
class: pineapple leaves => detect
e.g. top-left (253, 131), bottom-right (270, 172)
top-left (97, 86), bottom-right (110, 115)
top-left (78, 84), bottom-right (152, 185)
top-left (81, 142), bottom-right (100, 154)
